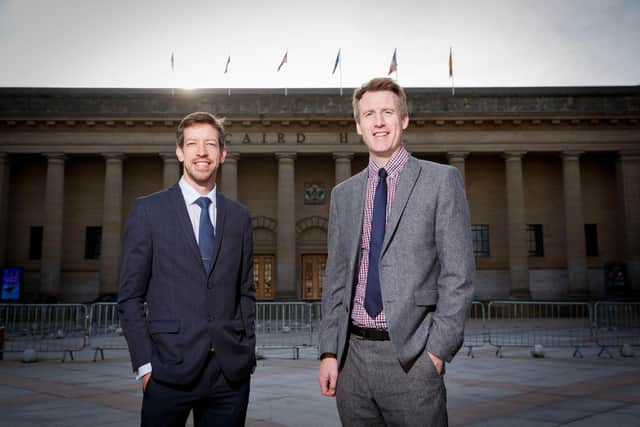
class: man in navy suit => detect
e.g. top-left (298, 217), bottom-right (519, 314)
top-left (118, 112), bottom-right (255, 427)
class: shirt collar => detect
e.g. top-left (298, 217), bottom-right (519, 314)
top-left (368, 146), bottom-right (410, 179)
top-left (179, 177), bottom-right (217, 207)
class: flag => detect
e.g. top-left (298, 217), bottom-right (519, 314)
top-left (448, 47), bottom-right (453, 78)
top-left (277, 50), bottom-right (288, 72)
top-left (388, 48), bottom-right (397, 75)
top-left (332, 49), bottom-right (341, 75)
top-left (170, 52), bottom-right (175, 72)
top-left (224, 55), bottom-right (231, 74)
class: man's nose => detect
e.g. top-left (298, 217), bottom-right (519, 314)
top-left (374, 112), bottom-right (385, 126)
top-left (196, 142), bottom-right (208, 155)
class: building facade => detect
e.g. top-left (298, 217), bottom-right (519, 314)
top-left (0, 87), bottom-right (639, 302)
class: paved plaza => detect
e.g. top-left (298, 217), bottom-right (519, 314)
top-left (0, 346), bottom-right (639, 426)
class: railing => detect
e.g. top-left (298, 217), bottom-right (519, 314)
top-left (87, 302), bottom-right (128, 361)
top-left (0, 304), bottom-right (87, 361)
top-left (463, 301), bottom-right (488, 357)
top-left (593, 301), bottom-right (640, 358)
top-left (255, 302), bottom-right (321, 359)
top-left (487, 301), bottom-right (593, 357)
top-left (0, 300), bottom-right (638, 362)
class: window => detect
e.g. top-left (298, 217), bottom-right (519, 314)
top-left (29, 226), bottom-right (43, 260)
top-left (471, 224), bottom-right (490, 256)
top-left (585, 224), bottom-right (599, 257)
top-left (527, 224), bottom-right (544, 257)
top-left (85, 226), bottom-right (102, 260)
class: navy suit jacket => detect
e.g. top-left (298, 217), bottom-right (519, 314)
top-left (118, 183), bottom-right (256, 385)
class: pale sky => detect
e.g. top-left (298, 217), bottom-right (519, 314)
top-left (1, 0), bottom-right (639, 89)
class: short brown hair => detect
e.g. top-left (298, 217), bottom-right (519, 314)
top-left (176, 112), bottom-right (226, 148)
top-left (352, 77), bottom-right (408, 121)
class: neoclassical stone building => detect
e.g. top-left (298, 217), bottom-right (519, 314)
top-left (0, 87), bottom-right (638, 302)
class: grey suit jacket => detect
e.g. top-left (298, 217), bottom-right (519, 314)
top-left (319, 155), bottom-right (475, 371)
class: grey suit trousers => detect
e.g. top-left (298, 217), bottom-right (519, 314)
top-left (336, 335), bottom-right (447, 427)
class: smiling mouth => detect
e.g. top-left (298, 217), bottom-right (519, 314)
top-left (373, 131), bottom-right (389, 137)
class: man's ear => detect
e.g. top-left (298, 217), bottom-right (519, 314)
top-left (220, 147), bottom-right (227, 164)
top-left (402, 113), bottom-right (409, 130)
top-left (356, 120), bottom-right (363, 135)
top-left (175, 145), bottom-right (184, 162)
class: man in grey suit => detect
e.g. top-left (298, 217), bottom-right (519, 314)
top-left (318, 78), bottom-right (475, 426)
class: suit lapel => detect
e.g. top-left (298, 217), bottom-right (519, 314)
top-left (382, 156), bottom-right (421, 255)
top-left (168, 184), bottom-right (202, 265)
top-left (208, 192), bottom-right (226, 276)
top-left (347, 170), bottom-right (367, 276)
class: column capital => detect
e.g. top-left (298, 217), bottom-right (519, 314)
top-left (333, 152), bottom-right (354, 160)
top-left (502, 151), bottom-right (526, 161)
top-left (159, 152), bottom-right (178, 161)
top-left (42, 152), bottom-right (66, 161)
top-left (561, 150), bottom-right (584, 160)
top-left (225, 152), bottom-right (241, 161)
top-left (447, 152), bottom-right (470, 161)
top-left (275, 152), bottom-right (297, 161)
top-left (102, 152), bottom-right (126, 161)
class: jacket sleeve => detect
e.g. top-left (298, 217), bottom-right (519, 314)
top-left (239, 210), bottom-right (256, 342)
top-left (118, 198), bottom-right (153, 372)
top-left (425, 167), bottom-right (475, 362)
top-left (319, 187), bottom-right (347, 355)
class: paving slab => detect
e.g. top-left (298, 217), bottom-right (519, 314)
top-left (0, 346), bottom-right (639, 426)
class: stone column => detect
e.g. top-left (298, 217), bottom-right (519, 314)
top-left (616, 150), bottom-right (640, 296)
top-left (0, 153), bottom-right (9, 267)
top-left (562, 151), bottom-right (588, 298)
top-left (333, 153), bottom-right (354, 185)
top-left (41, 153), bottom-right (66, 301)
top-left (276, 153), bottom-right (297, 299)
top-left (220, 152), bottom-right (239, 200)
top-left (100, 153), bottom-right (125, 295)
top-left (160, 152), bottom-right (180, 188)
top-left (503, 152), bottom-right (530, 299)
top-left (447, 152), bottom-right (469, 186)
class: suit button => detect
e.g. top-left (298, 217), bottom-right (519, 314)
top-left (345, 306), bottom-right (349, 312)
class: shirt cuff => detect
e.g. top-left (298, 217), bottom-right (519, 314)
top-left (135, 363), bottom-right (152, 381)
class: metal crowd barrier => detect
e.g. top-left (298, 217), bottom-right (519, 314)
top-left (255, 302), bottom-right (321, 359)
top-left (0, 304), bottom-right (87, 361)
top-left (463, 301), bottom-right (487, 357)
top-left (2, 300), bottom-right (638, 364)
top-left (487, 301), bottom-right (593, 358)
top-left (593, 301), bottom-right (640, 358)
top-left (87, 302), bottom-right (128, 361)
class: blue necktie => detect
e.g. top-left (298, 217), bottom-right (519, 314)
top-left (365, 168), bottom-right (388, 318)
top-left (195, 197), bottom-right (214, 273)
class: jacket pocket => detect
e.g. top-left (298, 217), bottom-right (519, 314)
top-left (414, 289), bottom-right (438, 306)
top-left (148, 320), bottom-right (182, 364)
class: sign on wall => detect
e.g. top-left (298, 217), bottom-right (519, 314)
top-left (1, 267), bottom-right (22, 301)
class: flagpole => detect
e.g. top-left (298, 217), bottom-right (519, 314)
top-left (170, 51), bottom-right (175, 97)
top-left (449, 46), bottom-right (455, 96)
top-left (338, 49), bottom-right (342, 96)
top-left (227, 56), bottom-right (231, 97)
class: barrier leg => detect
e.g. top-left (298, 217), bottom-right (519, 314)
top-left (93, 348), bottom-right (104, 362)
top-left (495, 346), bottom-right (503, 358)
top-left (466, 345), bottom-right (475, 358)
top-left (598, 346), bottom-right (613, 359)
top-left (62, 349), bottom-right (74, 362)
top-left (572, 347), bottom-right (583, 358)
